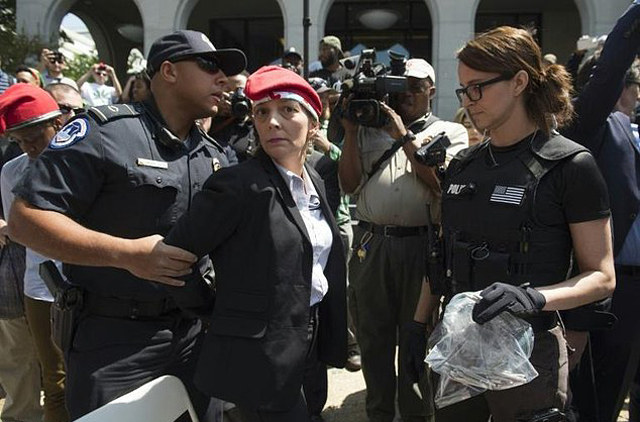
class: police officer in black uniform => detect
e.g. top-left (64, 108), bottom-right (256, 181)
top-left (402, 27), bottom-right (615, 422)
top-left (7, 30), bottom-right (246, 420)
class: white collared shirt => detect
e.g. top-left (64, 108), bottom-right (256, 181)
top-left (274, 161), bottom-right (333, 305)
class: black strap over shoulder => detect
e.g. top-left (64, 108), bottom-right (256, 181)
top-left (366, 114), bottom-right (441, 180)
top-left (87, 104), bottom-right (141, 124)
top-left (520, 131), bottom-right (588, 180)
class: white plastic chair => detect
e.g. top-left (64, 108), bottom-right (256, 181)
top-left (74, 375), bottom-right (200, 422)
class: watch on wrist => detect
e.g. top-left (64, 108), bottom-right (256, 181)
top-left (400, 130), bottom-right (416, 145)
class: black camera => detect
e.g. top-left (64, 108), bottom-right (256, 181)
top-left (343, 49), bottom-right (407, 128)
top-left (327, 49), bottom-right (407, 143)
top-left (414, 132), bottom-right (451, 167)
top-left (230, 87), bottom-right (251, 118)
top-left (49, 51), bottom-right (64, 64)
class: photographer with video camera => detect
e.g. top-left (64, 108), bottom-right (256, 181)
top-left (338, 55), bottom-right (467, 422)
top-left (209, 71), bottom-right (256, 163)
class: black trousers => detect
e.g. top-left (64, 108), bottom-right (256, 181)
top-left (572, 270), bottom-right (640, 422)
top-left (236, 305), bottom-right (323, 422)
top-left (65, 313), bottom-right (209, 420)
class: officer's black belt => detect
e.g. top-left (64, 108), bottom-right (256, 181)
top-left (615, 264), bottom-right (640, 277)
top-left (358, 221), bottom-right (428, 237)
top-left (84, 292), bottom-right (179, 320)
top-left (523, 312), bottom-right (558, 333)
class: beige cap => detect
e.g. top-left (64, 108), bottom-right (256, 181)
top-left (321, 35), bottom-right (342, 52)
top-left (404, 58), bottom-right (436, 83)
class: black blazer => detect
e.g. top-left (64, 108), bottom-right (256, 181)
top-left (562, 2), bottom-right (640, 256)
top-left (164, 150), bottom-right (347, 411)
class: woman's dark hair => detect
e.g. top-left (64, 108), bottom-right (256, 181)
top-left (457, 26), bottom-right (573, 135)
top-left (135, 71), bottom-right (151, 88)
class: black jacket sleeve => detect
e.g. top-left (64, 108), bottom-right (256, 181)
top-left (562, 2), bottom-right (640, 154)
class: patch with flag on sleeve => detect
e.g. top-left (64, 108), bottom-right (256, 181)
top-left (490, 185), bottom-right (525, 206)
top-left (49, 117), bottom-right (89, 150)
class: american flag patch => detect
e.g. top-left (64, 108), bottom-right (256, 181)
top-left (490, 185), bottom-right (525, 205)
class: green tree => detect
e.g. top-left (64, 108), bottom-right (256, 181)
top-left (0, 0), bottom-right (51, 73)
top-left (64, 52), bottom-right (98, 82)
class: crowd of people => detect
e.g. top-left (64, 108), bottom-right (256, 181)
top-left (0, 2), bottom-right (639, 422)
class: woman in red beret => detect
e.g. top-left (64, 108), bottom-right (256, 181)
top-left (163, 65), bottom-right (347, 421)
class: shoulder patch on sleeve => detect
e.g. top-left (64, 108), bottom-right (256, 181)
top-left (87, 104), bottom-right (141, 124)
top-left (49, 117), bottom-right (90, 150)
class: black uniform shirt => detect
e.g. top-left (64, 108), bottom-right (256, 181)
top-left (14, 98), bottom-right (228, 300)
top-left (488, 137), bottom-right (610, 226)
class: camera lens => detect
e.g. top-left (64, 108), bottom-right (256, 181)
top-left (233, 102), bottom-right (250, 117)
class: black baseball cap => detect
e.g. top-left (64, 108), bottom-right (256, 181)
top-left (146, 30), bottom-right (247, 77)
top-left (283, 47), bottom-right (302, 60)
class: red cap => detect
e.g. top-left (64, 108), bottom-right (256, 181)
top-left (0, 84), bottom-right (61, 135)
top-left (245, 66), bottom-right (322, 120)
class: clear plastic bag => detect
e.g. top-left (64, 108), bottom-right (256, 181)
top-left (425, 292), bottom-right (538, 409)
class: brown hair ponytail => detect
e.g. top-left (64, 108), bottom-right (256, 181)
top-left (457, 26), bottom-right (574, 135)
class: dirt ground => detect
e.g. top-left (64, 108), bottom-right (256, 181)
top-left (0, 368), bottom-right (631, 421)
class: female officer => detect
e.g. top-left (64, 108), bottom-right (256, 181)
top-left (404, 26), bottom-right (615, 421)
top-left (163, 65), bottom-right (347, 422)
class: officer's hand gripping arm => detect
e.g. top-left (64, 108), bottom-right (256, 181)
top-left (8, 199), bottom-right (195, 286)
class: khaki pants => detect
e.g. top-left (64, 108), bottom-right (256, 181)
top-left (0, 316), bottom-right (43, 422)
top-left (433, 325), bottom-right (568, 422)
top-left (24, 297), bottom-right (69, 422)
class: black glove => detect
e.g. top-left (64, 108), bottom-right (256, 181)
top-left (472, 282), bottom-right (546, 324)
top-left (401, 320), bottom-right (428, 383)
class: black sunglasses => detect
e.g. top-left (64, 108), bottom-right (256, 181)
top-left (174, 56), bottom-right (220, 74)
top-left (455, 74), bottom-right (513, 102)
top-left (58, 104), bottom-right (85, 115)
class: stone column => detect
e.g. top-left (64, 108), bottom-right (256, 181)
top-left (138, 0), bottom-right (187, 54)
top-left (17, 0), bottom-right (70, 40)
top-left (429, 0), bottom-right (476, 120)
top-left (588, 0), bottom-right (631, 37)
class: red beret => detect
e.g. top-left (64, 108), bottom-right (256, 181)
top-left (0, 84), bottom-right (61, 135)
top-left (245, 66), bottom-right (322, 120)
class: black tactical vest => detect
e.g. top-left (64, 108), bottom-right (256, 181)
top-left (441, 132), bottom-right (587, 295)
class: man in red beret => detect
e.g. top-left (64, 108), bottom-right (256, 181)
top-left (0, 83), bottom-right (67, 422)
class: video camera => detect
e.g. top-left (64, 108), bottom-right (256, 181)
top-left (328, 49), bottom-right (407, 142)
top-left (230, 87), bottom-right (251, 119)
